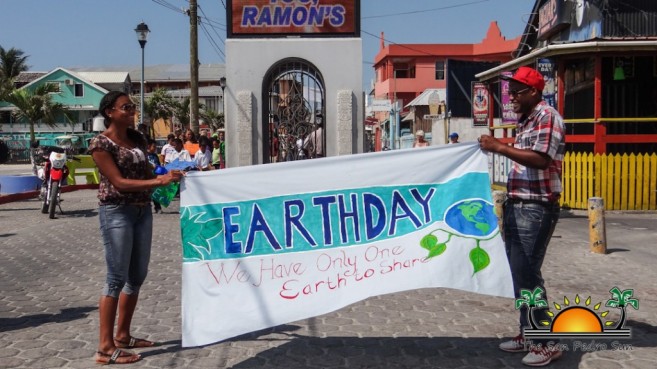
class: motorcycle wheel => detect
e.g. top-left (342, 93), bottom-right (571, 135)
top-left (41, 184), bottom-right (48, 213)
top-left (48, 181), bottom-right (59, 219)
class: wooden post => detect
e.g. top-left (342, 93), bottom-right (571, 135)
top-left (588, 197), bottom-right (607, 254)
top-left (493, 191), bottom-right (506, 241)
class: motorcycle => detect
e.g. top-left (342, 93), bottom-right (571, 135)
top-left (38, 148), bottom-right (70, 219)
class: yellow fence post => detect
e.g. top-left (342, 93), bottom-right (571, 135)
top-left (588, 197), bottom-right (607, 254)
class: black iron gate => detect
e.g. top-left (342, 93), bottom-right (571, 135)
top-left (263, 58), bottom-right (325, 163)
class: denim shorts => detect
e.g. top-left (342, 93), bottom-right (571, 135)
top-left (99, 204), bottom-right (153, 298)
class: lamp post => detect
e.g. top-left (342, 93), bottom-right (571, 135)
top-left (219, 77), bottom-right (227, 126)
top-left (135, 22), bottom-right (150, 128)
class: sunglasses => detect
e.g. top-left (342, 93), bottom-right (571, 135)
top-left (114, 103), bottom-right (137, 112)
top-left (508, 87), bottom-right (532, 97)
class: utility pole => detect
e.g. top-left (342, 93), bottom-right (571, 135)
top-left (189, 0), bottom-right (199, 134)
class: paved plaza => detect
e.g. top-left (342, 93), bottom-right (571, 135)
top-left (1, 175), bottom-right (656, 368)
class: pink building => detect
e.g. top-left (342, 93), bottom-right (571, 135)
top-left (371, 22), bottom-right (520, 149)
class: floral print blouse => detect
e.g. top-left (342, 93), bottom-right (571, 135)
top-left (88, 134), bottom-right (152, 205)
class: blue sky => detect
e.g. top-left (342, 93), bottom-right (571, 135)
top-left (0, 0), bottom-right (532, 89)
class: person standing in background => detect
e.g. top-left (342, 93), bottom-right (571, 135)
top-left (193, 137), bottom-right (212, 171)
top-left (211, 137), bottom-right (221, 170)
top-left (413, 130), bottom-right (429, 148)
top-left (448, 132), bottom-right (460, 144)
top-left (146, 139), bottom-right (162, 214)
top-left (160, 133), bottom-right (176, 159)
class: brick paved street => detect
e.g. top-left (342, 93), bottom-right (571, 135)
top-left (1, 187), bottom-right (656, 368)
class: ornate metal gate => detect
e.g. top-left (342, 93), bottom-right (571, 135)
top-left (264, 58), bottom-right (325, 163)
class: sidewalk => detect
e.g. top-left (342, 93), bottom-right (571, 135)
top-left (0, 189), bottom-right (655, 368)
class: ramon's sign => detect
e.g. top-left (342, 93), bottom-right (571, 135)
top-left (228, 0), bottom-right (359, 38)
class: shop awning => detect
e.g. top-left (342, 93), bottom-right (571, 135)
top-left (476, 40), bottom-right (657, 82)
top-left (401, 110), bottom-right (415, 122)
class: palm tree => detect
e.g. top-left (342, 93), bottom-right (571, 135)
top-left (142, 88), bottom-right (176, 131)
top-left (4, 83), bottom-right (71, 143)
top-left (200, 108), bottom-right (224, 131)
top-left (172, 97), bottom-right (191, 129)
top-left (515, 287), bottom-right (548, 329)
top-left (605, 287), bottom-right (639, 329)
top-left (171, 98), bottom-right (205, 132)
top-left (0, 46), bottom-right (29, 81)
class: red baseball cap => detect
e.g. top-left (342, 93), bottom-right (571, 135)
top-left (501, 66), bottom-right (545, 92)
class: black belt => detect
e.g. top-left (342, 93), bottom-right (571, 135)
top-left (505, 198), bottom-right (558, 207)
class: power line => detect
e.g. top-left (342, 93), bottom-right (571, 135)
top-left (362, 0), bottom-right (490, 20)
top-left (198, 3), bottom-right (226, 61)
top-left (361, 29), bottom-right (455, 62)
top-left (198, 4), bottom-right (226, 41)
top-left (199, 20), bottom-right (226, 61)
top-left (151, 0), bottom-right (186, 14)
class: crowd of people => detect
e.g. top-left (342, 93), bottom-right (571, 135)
top-left (144, 127), bottom-right (226, 172)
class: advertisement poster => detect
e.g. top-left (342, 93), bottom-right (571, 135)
top-left (537, 58), bottom-right (557, 108)
top-left (500, 71), bottom-right (517, 124)
top-left (472, 82), bottom-right (489, 127)
top-left (180, 144), bottom-right (514, 347)
top-left (228, 0), bottom-right (359, 37)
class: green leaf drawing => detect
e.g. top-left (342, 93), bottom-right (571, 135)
top-left (420, 234), bottom-right (438, 250)
top-left (181, 208), bottom-right (224, 261)
top-left (427, 242), bottom-right (447, 258)
top-left (469, 245), bottom-right (490, 275)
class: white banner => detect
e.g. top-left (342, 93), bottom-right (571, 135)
top-left (180, 143), bottom-right (513, 347)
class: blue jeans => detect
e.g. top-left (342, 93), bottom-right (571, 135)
top-left (503, 200), bottom-right (559, 341)
top-left (99, 204), bottom-right (153, 298)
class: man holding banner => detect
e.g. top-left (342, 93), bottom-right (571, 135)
top-left (479, 66), bottom-right (565, 367)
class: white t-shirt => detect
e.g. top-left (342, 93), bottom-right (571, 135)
top-left (161, 143), bottom-right (175, 157)
top-left (194, 148), bottom-right (211, 169)
top-left (165, 149), bottom-right (192, 163)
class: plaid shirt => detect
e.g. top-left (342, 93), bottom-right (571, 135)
top-left (507, 101), bottom-right (565, 203)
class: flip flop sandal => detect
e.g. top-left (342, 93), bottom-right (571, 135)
top-left (114, 336), bottom-right (158, 348)
top-left (95, 349), bottom-right (140, 365)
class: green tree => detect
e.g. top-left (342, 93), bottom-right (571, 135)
top-left (605, 287), bottom-right (639, 329)
top-left (200, 108), bottom-right (224, 131)
top-left (515, 287), bottom-right (548, 329)
top-left (4, 83), bottom-right (71, 143)
top-left (0, 46), bottom-right (29, 81)
top-left (172, 97), bottom-right (191, 129)
top-left (142, 88), bottom-right (176, 131)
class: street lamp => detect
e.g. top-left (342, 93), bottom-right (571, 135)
top-left (219, 76), bottom-right (226, 125)
top-left (135, 22), bottom-right (150, 127)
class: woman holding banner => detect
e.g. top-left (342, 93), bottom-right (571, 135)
top-left (89, 91), bottom-right (183, 365)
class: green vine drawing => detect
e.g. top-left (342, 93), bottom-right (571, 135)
top-left (419, 229), bottom-right (498, 275)
top-left (181, 208), bottom-right (224, 262)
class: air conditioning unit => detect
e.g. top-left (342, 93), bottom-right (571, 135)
top-left (65, 79), bottom-right (74, 85)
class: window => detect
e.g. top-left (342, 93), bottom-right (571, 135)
top-left (393, 63), bottom-right (415, 78)
top-left (74, 83), bottom-right (84, 97)
top-left (435, 61), bottom-right (445, 80)
top-left (46, 82), bottom-right (61, 93)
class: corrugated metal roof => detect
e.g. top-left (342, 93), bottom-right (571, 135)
top-left (70, 64), bottom-right (224, 82)
top-left (15, 72), bottom-right (47, 83)
top-left (145, 86), bottom-right (223, 98)
top-left (405, 89), bottom-right (446, 108)
top-left (76, 72), bottom-right (129, 84)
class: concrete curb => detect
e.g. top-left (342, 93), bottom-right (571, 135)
top-left (0, 184), bottom-right (98, 205)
